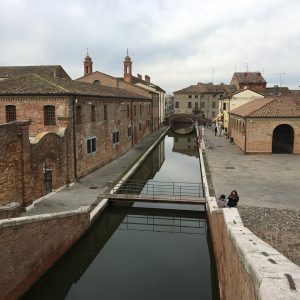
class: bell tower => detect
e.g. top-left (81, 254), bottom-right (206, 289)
top-left (124, 49), bottom-right (132, 84)
top-left (84, 49), bottom-right (93, 76)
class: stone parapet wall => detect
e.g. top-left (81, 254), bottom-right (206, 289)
top-left (207, 200), bottom-right (300, 299)
top-left (0, 207), bottom-right (90, 299)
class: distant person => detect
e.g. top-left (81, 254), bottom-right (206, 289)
top-left (227, 190), bottom-right (239, 207)
top-left (214, 126), bottom-right (218, 136)
top-left (217, 194), bottom-right (228, 208)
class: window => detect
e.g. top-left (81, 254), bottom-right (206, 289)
top-left (147, 119), bottom-right (150, 127)
top-left (188, 102), bottom-right (192, 108)
top-left (175, 102), bottom-right (179, 108)
top-left (213, 94), bottom-right (216, 98)
top-left (201, 95), bottom-right (204, 99)
top-left (128, 126), bottom-right (132, 137)
top-left (201, 102), bottom-right (205, 108)
top-left (212, 111), bottom-right (216, 117)
top-left (76, 106), bottom-right (82, 124)
top-left (195, 95), bottom-right (198, 98)
top-left (134, 105), bottom-right (137, 116)
top-left (44, 105), bottom-right (56, 125)
top-left (93, 80), bottom-right (100, 85)
top-left (91, 105), bottom-right (96, 122)
top-left (223, 103), bottom-right (227, 110)
top-left (104, 105), bottom-right (107, 121)
top-left (219, 94), bottom-right (223, 98)
top-left (87, 137), bottom-right (96, 154)
top-left (188, 95), bottom-right (192, 98)
top-left (5, 105), bottom-right (16, 122)
top-left (212, 101), bottom-right (216, 109)
top-left (113, 131), bottom-right (119, 144)
top-left (139, 123), bottom-right (142, 131)
top-left (140, 104), bottom-right (143, 115)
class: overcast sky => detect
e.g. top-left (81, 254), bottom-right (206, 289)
top-left (0, 0), bottom-right (299, 93)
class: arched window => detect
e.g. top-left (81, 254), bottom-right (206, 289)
top-left (44, 105), bottom-right (56, 125)
top-left (5, 105), bottom-right (16, 122)
top-left (93, 80), bottom-right (100, 85)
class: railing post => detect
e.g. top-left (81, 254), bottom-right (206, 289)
top-left (180, 186), bottom-right (181, 203)
top-left (153, 184), bottom-right (154, 201)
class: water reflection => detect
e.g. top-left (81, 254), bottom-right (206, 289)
top-left (22, 207), bottom-right (212, 300)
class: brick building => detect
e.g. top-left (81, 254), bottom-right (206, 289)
top-left (173, 83), bottom-right (236, 120)
top-left (0, 72), bottom-right (152, 207)
top-left (77, 52), bottom-right (164, 129)
top-left (229, 97), bottom-right (300, 154)
top-left (230, 72), bottom-right (267, 92)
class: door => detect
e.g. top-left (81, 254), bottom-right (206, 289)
top-left (44, 169), bottom-right (52, 195)
top-left (272, 124), bottom-right (294, 153)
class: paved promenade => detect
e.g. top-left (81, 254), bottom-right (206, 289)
top-left (23, 127), bottom-right (168, 216)
top-left (203, 128), bottom-right (300, 210)
top-left (203, 127), bottom-right (300, 266)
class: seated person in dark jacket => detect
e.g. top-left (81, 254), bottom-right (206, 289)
top-left (227, 190), bottom-right (239, 207)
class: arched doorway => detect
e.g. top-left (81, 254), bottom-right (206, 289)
top-left (272, 124), bottom-right (294, 153)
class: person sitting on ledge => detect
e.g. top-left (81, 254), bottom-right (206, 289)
top-left (227, 190), bottom-right (239, 207)
top-left (217, 194), bottom-right (228, 208)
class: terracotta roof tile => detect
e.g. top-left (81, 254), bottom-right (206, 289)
top-left (174, 83), bottom-right (237, 95)
top-left (232, 72), bottom-right (266, 84)
top-left (0, 74), bottom-right (149, 99)
top-left (230, 97), bottom-right (300, 118)
top-left (0, 65), bottom-right (71, 79)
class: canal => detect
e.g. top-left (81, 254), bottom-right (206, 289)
top-left (22, 129), bottom-right (218, 300)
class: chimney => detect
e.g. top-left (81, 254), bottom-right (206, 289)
top-left (274, 85), bottom-right (279, 96)
top-left (145, 75), bottom-right (150, 83)
top-left (137, 73), bottom-right (142, 80)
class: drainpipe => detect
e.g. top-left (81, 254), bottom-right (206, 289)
top-left (72, 97), bottom-right (78, 181)
top-left (131, 99), bottom-right (134, 147)
top-left (151, 94), bottom-right (154, 132)
top-left (244, 118), bottom-right (247, 154)
top-left (228, 98), bottom-right (231, 138)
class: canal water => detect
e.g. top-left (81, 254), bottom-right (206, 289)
top-left (23, 129), bottom-right (218, 300)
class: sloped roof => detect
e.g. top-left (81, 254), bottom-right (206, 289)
top-left (118, 76), bottom-right (165, 93)
top-left (0, 65), bottom-right (71, 79)
top-left (174, 83), bottom-right (237, 95)
top-left (230, 97), bottom-right (300, 118)
top-left (0, 74), bottom-right (149, 99)
top-left (232, 72), bottom-right (266, 84)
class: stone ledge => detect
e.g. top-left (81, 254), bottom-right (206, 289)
top-left (0, 206), bottom-right (90, 228)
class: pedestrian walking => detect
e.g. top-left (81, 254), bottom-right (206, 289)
top-left (214, 126), bottom-right (217, 136)
top-left (227, 190), bottom-right (239, 207)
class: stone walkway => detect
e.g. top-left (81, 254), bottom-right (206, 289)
top-left (203, 128), bottom-right (300, 266)
top-left (23, 127), bottom-right (168, 216)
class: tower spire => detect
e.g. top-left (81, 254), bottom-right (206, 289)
top-left (124, 50), bottom-right (132, 84)
top-left (84, 50), bottom-right (93, 76)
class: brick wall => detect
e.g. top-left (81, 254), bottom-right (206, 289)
top-left (0, 121), bottom-right (32, 206)
top-left (0, 96), bottom-right (71, 136)
top-left (74, 97), bottom-right (152, 178)
top-left (230, 117), bottom-right (300, 154)
top-left (0, 210), bottom-right (90, 299)
top-left (206, 199), bottom-right (300, 299)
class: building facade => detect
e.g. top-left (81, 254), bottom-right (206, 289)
top-left (0, 72), bottom-right (153, 208)
top-left (173, 83), bottom-right (236, 120)
top-left (229, 97), bottom-right (300, 154)
top-left (230, 72), bottom-right (267, 91)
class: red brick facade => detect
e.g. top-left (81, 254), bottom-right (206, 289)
top-left (230, 117), bottom-right (300, 154)
top-left (0, 211), bottom-right (90, 299)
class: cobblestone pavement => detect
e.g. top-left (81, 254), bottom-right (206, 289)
top-left (203, 128), bottom-right (300, 266)
top-left (239, 205), bottom-right (300, 266)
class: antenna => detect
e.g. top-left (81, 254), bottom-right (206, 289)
top-left (126, 48), bottom-right (129, 56)
top-left (86, 48), bottom-right (89, 56)
top-left (246, 63), bottom-right (249, 72)
top-left (279, 72), bottom-right (286, 87)
top-left (234, 65), bottom-right (236, 73)
top-left (212, 68), bottom-right (214, 84)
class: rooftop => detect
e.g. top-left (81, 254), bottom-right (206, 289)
top-left (174, 83), bottom-right (237, 95)
top-left (232, 72), bottom-right (266, 84)
top-left (0, 74), bottom-right (149, 99)
top-left (230, 96), bottom-right (300, 118)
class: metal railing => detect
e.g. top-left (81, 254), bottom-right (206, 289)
top-left (119, 214), bottom-right (207, 235)
top-left (109, 180), bottom-right (204, 201)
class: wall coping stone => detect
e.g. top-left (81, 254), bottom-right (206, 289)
top-left (0, 206), bottom-right (89, 228)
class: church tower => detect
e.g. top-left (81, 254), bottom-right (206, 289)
top-left (123, 49), bottom-right (132, 84)
top-left (84, 50), bottom-right (93, 76)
